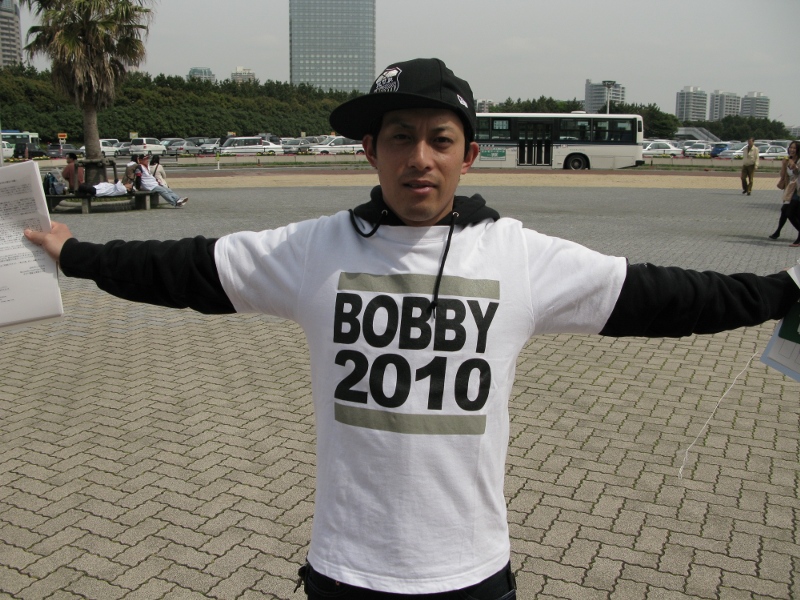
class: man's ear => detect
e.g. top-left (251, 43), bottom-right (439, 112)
top-left (461, 141), bottom-right (480, 174)
top-left (363, 134), bottom-right (378, 169)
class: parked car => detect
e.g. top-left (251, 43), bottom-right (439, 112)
top-left (199, 138), bottom-right (221, 154)
top-left (185, 137), bottom-right (214, 146)
top-left (13, 142), bottom-right (46, 159)
top-left (759, 145), bottom-right (789, 160)
top-left (219, 136), bottom-right (284, 155)
top-left (282, 138), bottom-right (313, 154)
top-left (309, 136), bottom-right (365, 155)
top-left (129, 137), bottom-right (167, 156)
top-left (1, 141), bottom-right (13, 159)
top-left (641, 141), bottom-right (682, 157)
top-left (718, 142), bottom-right (747, 159)
top-left (78, 139), bottom-right (119, 157)
top-left (720, 143), bottom-right (768, 159)
top-left (78, 140), bottom-right (117, 157)
top-left (46, 143), bottom-right (84, 158)
top-left (167, 140), bottom-right (203, 156)
top-left (708, 143), bottom-right (731, 158)
top-left (162, 139), bottom-right (187, 156)
top-left (116, 141), bottom-right (132, 156)
top-left (683, 143), bottom-right (714, 157)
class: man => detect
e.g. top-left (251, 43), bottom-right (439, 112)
top-left (61, 152), bottom-right (84, 191)
top-left (135, 153), bottom-right (188, 207)
top-left (24, 58), bottom-right (800, 598)
top-left (741, 137), bottom-right (759, 195)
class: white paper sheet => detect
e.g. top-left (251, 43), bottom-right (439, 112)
top-left (0, 161), bottom-right (63, 329)
top-left (761, 264), bottom-right (800, 382)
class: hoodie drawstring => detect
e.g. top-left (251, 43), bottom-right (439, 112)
top-left (427, 211), bottom-right (458, 319)
top-left (349, 208), bottom-right (387, 238)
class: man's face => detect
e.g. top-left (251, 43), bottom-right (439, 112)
top-left (363, 108), bottom-right (479, 227)
top-left (747, 138), bottom-right (754, 148)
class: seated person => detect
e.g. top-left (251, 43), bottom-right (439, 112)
top-left (134, 154), bottom-right (187, 207)
top-left (61, 153), bottom-right (85, 191)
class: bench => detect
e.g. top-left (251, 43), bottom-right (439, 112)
top-left (45, 190), bottom-right (160, 214)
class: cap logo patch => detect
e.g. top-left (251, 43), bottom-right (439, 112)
top-left (373, 66), bottom-right (402, 93)
top-left (457, 94), bottom-right (468, 108)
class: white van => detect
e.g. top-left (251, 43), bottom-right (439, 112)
top-left (219, 136), bottom-right (284, 155)
top-left (309, 136), bottom-right (364, 155)
top-left (129, 137), bottom-right (167, 156)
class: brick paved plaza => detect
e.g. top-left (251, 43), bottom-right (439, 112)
top-left (2, 169), bottom-right (799, 599)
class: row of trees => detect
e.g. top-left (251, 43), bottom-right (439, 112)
top-left (0, 65), bottom-right (355, 143)
top-left (6, 62), bottom-right (794, 147)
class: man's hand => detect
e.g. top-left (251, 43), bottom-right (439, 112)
top-left (24, 221), bottom-right (74, 263)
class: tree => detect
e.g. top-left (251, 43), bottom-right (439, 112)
top-left (611, 102), bottom-right (681, 139)
top-left (21, 0), bottom-right (152, 179)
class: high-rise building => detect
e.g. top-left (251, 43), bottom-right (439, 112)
top-left (789, 125), bottom-right (800, 138)
top-left (708, 90), bottom-right (740, 121)
top-left (231, 66), bottom-right (255, 84)
top-left (675, 86), bottom-right (707, 122)
top-left (476, 99), bottom-right (494, 113)
top-left (290, 0), bottom-right (375, 93)
top-left (0, 0), bottom-right (23, 68)
top-left (740, 91), bottom-right (770, 119)
top-left (187, 67), bottom-right (216, 83)
top-left (584, 79), bottom-right (625, 114)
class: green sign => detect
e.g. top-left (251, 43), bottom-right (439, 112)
top-left (480, 148), bottom-right (506, 161)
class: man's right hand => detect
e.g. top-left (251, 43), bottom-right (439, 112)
top-left (24, 221), bottom-right (74, 263)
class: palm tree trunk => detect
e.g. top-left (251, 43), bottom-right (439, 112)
top-left (82, 105), bottom-right (107, 186)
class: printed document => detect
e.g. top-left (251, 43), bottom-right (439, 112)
top-left (0, 161), bottom-right (63, 329)
top-left (761, 264), bottom-right (800, 382)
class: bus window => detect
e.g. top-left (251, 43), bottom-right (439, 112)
top-left (593, 121), bottom-right (609, 142)
top-left (559, 119), bottom-right (590, 141)
top-left (476, 117), bottom-right (490, 141)
top-left (609, 119), bottom-right (634, 142)
top-left (490, 119), bottom-right (509, 140)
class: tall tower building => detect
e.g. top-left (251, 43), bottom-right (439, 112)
top-left (675, 86), bottom-right (707, 122)
top-left (0, 0), bottom-right (23, 68)
top-left (584, 79), bottom-right (625, 114)
top-left (290, 0), bottom-right (375, 93)
top-left (708, 90), bottom-right (740, 121)
top-left (740, 92), bottom-right (770, 119)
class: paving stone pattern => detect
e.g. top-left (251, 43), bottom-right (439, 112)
top-left (2, 173), bottom-right (800, 599)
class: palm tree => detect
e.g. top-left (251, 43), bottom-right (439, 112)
top-left (21, 0), bottom-right (152, 181)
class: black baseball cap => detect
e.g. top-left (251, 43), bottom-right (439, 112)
top-left (329, 58), bottom-right (477, 142)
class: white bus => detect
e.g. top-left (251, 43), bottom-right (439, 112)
top-left (1, 130), bottom-right (41, 146)
top-left (474, 112), bottom-right (644, 170)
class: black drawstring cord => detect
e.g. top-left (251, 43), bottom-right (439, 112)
top-left (349, 209), bottom-right (387, 238)
top-left (427, 211), bottom-right (459, 320)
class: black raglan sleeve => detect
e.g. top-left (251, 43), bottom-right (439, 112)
top-left (600, 263), bottom-right (800, 338)
top-left (59, 236), bottom-right (236, 314)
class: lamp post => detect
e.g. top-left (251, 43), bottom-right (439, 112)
top-left (602, 80), bottom-right (616, 114)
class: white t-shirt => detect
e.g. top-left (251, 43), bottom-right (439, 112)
top-left (214, 211), bottom-right (626, 593)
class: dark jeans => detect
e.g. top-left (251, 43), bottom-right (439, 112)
top-left (299, 562), bottom-right (516, 600)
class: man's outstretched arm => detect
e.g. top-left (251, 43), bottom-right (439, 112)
top-left (25, 222), bottom-right (235, 314)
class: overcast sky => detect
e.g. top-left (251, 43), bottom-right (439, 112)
top-left (19, 0), bottom-right (800, 127)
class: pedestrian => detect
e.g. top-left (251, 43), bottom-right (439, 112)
top-left (769, 140), bottom-right (799, 241)
top-left (24, 58), bottom-right (800, 599)
top-left (148, 153), bottom-right (168, 187)
top-left (135, 154), bottom-right (187, 207)
top-left (741, 137), bottom-right (759, 195)
top-left (60, 152), bottom-right (84, 191)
